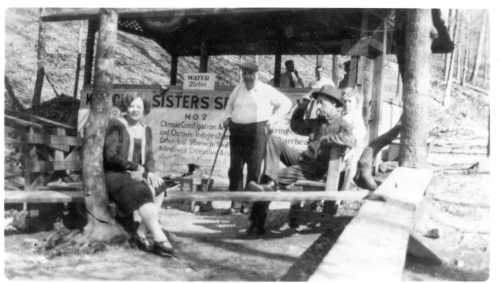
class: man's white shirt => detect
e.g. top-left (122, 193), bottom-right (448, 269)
top-left (224, 81), bottom-right (292, 124)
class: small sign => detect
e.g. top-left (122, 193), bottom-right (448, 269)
top-left (183, 73), bottom-right (216, 90)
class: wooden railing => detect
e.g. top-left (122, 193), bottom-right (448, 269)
top-left (308, 167), bottom-right (434, 281)
top-left (4, 111), bottom-right (82, 192)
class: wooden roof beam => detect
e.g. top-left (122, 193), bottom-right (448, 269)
top-left (41, 8), bottom-right (290, 22)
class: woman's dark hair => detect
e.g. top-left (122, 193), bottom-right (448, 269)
top-left (119, 92), bottom-right (151, 115)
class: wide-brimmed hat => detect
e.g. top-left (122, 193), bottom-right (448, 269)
top-left (311, 85), bottom-right (344, 106)
top-left (238, 62), bottom-right (259, 72)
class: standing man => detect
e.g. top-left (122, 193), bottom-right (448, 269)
top-left (279, 60), bottom-right (305, 88)
top-left (223, 62), bottom-right (292, 214)
top-left (309, 65), bottom-right (336, 89)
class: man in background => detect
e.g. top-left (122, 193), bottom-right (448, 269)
top-left (309, 65), bottom-right (336, 89)
top-left (279, 60), bottom-right (305, 88)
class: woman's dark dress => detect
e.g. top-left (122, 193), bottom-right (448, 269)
top-left (103, 118), bottom-right (165, 232)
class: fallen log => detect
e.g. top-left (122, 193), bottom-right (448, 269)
top-left (166, 190), bottom-right (370, 202)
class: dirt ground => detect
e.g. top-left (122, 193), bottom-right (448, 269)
top-left (4, 153), bottom-right (490, 281)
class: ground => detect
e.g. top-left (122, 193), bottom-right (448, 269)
top-left (4, 152), bottom-right (489, 281)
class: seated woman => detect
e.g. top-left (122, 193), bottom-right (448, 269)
top-left (104, 92), bottom-right (174, 257)
top-left (340, 88), bottom-right (367, 191)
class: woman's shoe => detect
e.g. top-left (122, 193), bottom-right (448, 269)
top-left (152, 240), bottom-right (175, 257)
top-left (130, 234), bottom-right (152, 252)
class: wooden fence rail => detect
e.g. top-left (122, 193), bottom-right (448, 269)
top-left (308, 167), bottom-right (434, 281)
top-left (4, 111), bottom-right (82, 190)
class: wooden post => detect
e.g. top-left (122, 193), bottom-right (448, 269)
top-left (82, 8), bottom-right (124, 240)
top-left (331, 55), bottom-right (346, 87)
top-left (22, 128), bottom-right (36, 191)
top-left (316, 55), bottom-right (324, 67)
top-left (170, 55), bottom-right (178, 85)
top-left (32, 8), bottom-right (46, 107)
top-left (273, 54), bottom-right (282, 87)
top-left (83, 19), bottom-right (98, 85)
top-left (399, 9), bottom-right (432, 168)
top-left (53, 128), bottom-right (66, 166)
top-left (73, 21), bottom-right (85, 98)
top-left (359, 11), bottom-right (373, 127)
top-left (347, 56), bottom-right (359, 87)
top-left (369, 20), bottom-right (387, 142)
top-left (199, 41), bottom-right (208, 72)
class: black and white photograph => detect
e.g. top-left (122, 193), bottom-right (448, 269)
top-left (2, 3), bottom-right (494, 281)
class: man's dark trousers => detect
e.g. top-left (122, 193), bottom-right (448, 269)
top-left (228, 121), bottom-right (267, 209)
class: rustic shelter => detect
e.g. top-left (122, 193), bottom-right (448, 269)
top-left (6, 8), bottom-right (452, 280)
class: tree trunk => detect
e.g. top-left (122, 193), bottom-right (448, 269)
top-left (443, 9), bottom-right (454, 78)
top-left (470, 11), bottom-right (486, 83)
top-left (84, 20), bottom-right (98, 85)
top-left (399, 9), bottom-right (432, 168)
top-left (73, 21), bottom-right (85, 98)
top-left (443, 11), bottom-right (458, 106)
top-left (32, 8), bottom-right (46, 107)
top-left (81, 8), bottom-right (125, 241)
top-left (461, 46), bottom-right (469, 85)
top-left (5, 76), bottom-right (26, 111)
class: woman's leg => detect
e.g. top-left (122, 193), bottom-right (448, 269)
top-left (137, 202), bottom-right (168, 243)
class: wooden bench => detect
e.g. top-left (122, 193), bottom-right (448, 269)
top-left (4, 190), bottom-right (85, 204)
top-left (308, 167), bottom-right (434, 281)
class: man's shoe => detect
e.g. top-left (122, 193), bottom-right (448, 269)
top-left (151, 240), bottom-right (175, 257)
top-left (130, 234), bottom-right (152, 252)
top-left (246, 181), bottom-right (275, 192)
top-left (246, 222), bottom-right (266, 236)
top-left (241, 205), bottom-right (251, 214)
top-left (223, 207), bottom-right (241, 215)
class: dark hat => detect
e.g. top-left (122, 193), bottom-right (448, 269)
top-left (238, 62), bottom-right (259, 72)
top-left (311, 85), bottom-right (344, 106)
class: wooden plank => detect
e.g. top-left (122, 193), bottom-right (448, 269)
top-left (26, 132), bottom-right (81, 147)
top-left (6, 110), bottom-right (76, 130)
top-left (5, 114), bottom-right (43, 129)
top-left (4, 190), bottom-right (84, 204)
top-left (325, 147), bottom-right (344, 191)
top-left (26, 133), bottom-right (70, 152)
top-left (30, 159), bottom-right (82, 173)
top-left (4, 136), bottom-right (23, 145)
top-left (309, 167), bottom-right (433, 281)
top-left (42, 8), bottom-right (289, 22)
top-left (165, 190), bottom-right (369, 202)
top-left (53, 128), bottom-right (66, 163)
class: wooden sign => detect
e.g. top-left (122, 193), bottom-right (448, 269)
top-left (183, 73), bottom-right (216, 90)
top-left (79, 85), bottom-right (309, 183)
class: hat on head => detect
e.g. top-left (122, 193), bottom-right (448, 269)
top-left (238, 62), bottom-right (259, 72)
top-left (311, 85), bottom-right (344, 106)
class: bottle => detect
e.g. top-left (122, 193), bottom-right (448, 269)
top-left (192, 168), bottom-right (202, 190)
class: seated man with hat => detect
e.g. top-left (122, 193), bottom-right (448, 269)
top-left (246, 85), bottom-right (356, 234)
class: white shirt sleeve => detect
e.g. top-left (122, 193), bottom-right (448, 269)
top-left (267, 85), bottom-right (292, 123)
